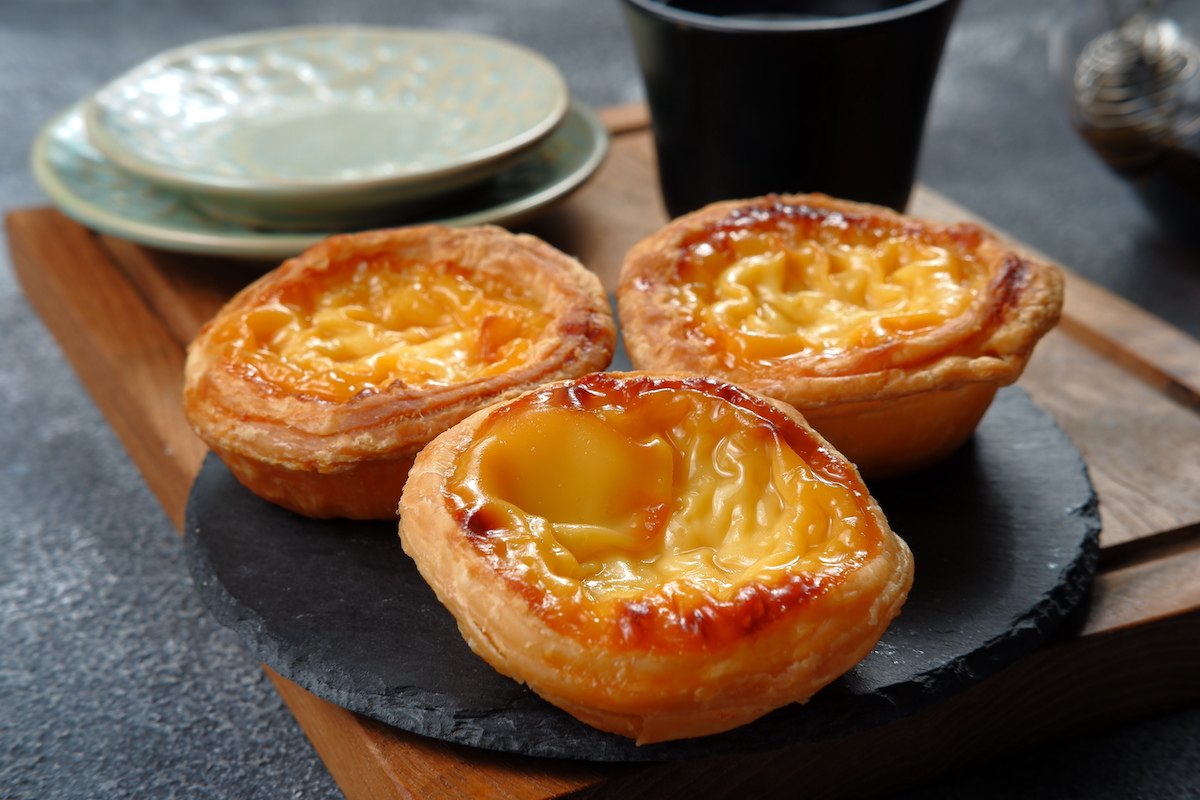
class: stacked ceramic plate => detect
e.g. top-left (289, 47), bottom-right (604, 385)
top-left (32, 26), bottom-right (609, 259)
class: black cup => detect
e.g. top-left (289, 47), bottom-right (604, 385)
top-left (619, 0), bottom-right (961, 217)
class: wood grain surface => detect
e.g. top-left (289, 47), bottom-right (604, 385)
top-left (8, 105), bottom-right (1200, 799)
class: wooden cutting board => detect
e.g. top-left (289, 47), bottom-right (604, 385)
top-left (8, 104), bottom-right (1200, 799)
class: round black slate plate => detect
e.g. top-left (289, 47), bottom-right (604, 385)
top-left (184, 386), bottom-right (1100, 762)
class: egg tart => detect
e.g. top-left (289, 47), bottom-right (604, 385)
top-left (400, 371), bottom-right (913, 744)
top-left (184, 225), bottom-right (615, 519)
top-left (617, 194), bottom-right (1064, 477)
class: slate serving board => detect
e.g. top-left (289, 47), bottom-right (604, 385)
top-left (183, 386), bottom-right (1100, 762)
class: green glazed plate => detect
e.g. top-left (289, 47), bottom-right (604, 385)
top-left (32, 100), bottom-right (608, 261)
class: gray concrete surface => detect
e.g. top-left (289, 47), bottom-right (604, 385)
top-left (1, 1), bottom-right (1197, 798)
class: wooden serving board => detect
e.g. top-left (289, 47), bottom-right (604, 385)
top-left (8, 104), bottom-right (1200, 799)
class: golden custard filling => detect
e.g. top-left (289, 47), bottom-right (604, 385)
top-left (445, 375), bottom-right (882, 647)
top-left (677, 224), bottom-right (990, 364)
top-left (211, 255), bottom-right (551, 401)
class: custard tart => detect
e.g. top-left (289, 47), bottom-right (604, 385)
top-left (184, 225), bottom-right (615, 519)
top-left (400, 372), bottom-right (913, 744)
top-left (617, 194), bottom-right (1064, 477)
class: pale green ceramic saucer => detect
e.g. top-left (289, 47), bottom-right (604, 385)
top-left (83, 26), bottom-right (570, 228)
top-left (33, 100), bottom-right (608, 260)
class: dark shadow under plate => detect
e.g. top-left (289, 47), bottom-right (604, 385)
top-left (183, 386), bottom-right (1100, 761)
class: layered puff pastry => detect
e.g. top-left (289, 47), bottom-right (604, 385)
top-left (400, 372), bottom-right (913, 744)
top-left (617, 194), bottom-right (1064, 477)
top-left (184, 225), bottom-right (615, 520)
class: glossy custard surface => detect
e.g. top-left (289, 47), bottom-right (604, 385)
top-left (212, 255), bottom-right (551, 401)
top-left (445, 374), bottom-right (885, 651)
top-left (674, 204), bottom-right (991, 364)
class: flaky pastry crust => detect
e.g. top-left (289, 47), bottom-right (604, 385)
top-left (184, 225), bottom-right (615, 519)
top-left (399, 372), bottom-right (913, 744)
top-left (617, 194), bottom-right (1064, 476)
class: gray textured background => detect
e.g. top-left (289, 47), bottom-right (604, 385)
top-left (2, 1), bottom-right (1198, 798)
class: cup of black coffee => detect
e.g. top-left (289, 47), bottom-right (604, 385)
top-left (619, 0), bottom-right (961, 217)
